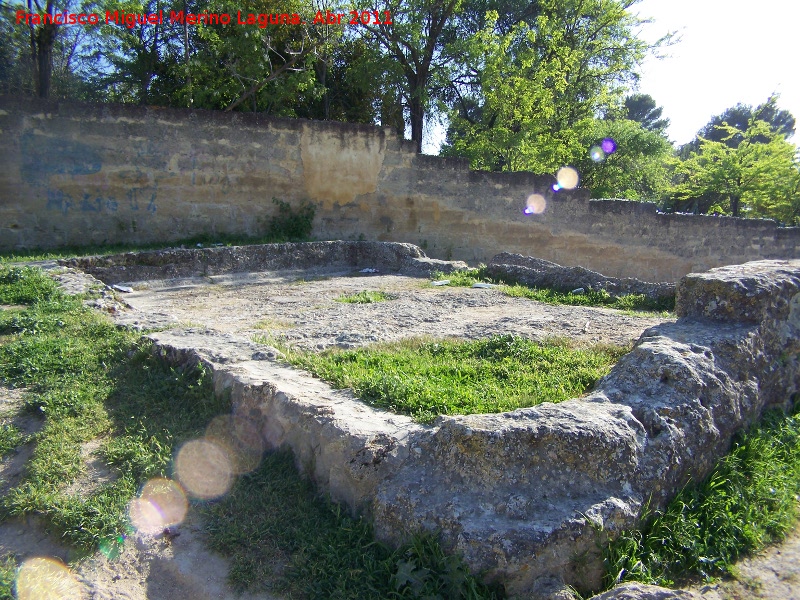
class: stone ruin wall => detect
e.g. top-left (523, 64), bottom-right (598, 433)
top-left (64, 242), bottom-right (800, 597)
top-left (2, 95), bottom-right (799, 281)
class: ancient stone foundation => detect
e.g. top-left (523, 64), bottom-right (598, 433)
top-left (61, 242), bottom-right (800, 599)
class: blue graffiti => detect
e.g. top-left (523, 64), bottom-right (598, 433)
top-left (45, 190), bottom-right (147, 215)
top-left (21, 132), bottom-right (102, 181)
top-left (46, 189), bottom-right (74, 214)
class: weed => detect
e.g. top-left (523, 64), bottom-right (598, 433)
top-left (335, 290), bottom-right (395, 304)
top-left (0, 267), bottom-right (59, 305)
top-left (284, 335), bottom-right (625, 423)
top-left (252, 318), bottom-right (293, 330)
top-left (604, 407), bottom-right (800, 588)
top-left (267, 198), bottom-right (316, 242)
top-left (0, 265), bottom-right (227, 550)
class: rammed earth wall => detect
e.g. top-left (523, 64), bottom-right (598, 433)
top-left (2, 95), bottom-right (799, 280)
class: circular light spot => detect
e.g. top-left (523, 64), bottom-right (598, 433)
top-left (600, 137), bottom-right (617, 154)
top-left (174, 439), bottom-right (234, 500)
top-left (205, 414), bottom-right (264, 475)
top-left (589, 146), bottom-right (605, 162)
top-left (524, 194), bottom-right (547, 215)
top-left (556, 166), bottom-right (579, 190)
top-left (16, 557), bottom-right (84, 600)
top-left (129, 477), bottom-right (188, 535)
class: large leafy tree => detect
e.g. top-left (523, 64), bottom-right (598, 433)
top-left (578, 118), bottom-right (674, 201)
top-left (441, 0), bottom-right (653, 173)
top-left (361, 0), bottom-right (462, 152)
top-left (671, 117), bottom-right (800, 223)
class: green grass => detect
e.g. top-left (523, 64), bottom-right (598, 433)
top-left (285, 335), bottom-right (627, 424)
top-left (0, 555), bottom-right (14, 600)
top-left (605, 405), bottom-right (800, 589)
top-left (431, 268), bottom-right (675, 314)
top-left (335, 290), bottom-right (395, 304)
top-left (0, 265), bottom-right (228, 551)
top-left (205, 450), bottom-right (500, 599)
top-left (0, 264), bottom-right (500, 598)
top-left (0, 424), bottom-right (25, 457)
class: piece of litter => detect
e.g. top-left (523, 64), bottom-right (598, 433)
top-left (472, 283), bottom-right (497, 289)
top-left (112, 285), bottom-right (133, 293)
top-left (196, 243), bottom-right (203, 248)
top-left (571, 287), bottom-right (585, 295)
top-left (360, 268), bottom-right (379, 273)
top-left (431, 280), bottom-right (450, 286)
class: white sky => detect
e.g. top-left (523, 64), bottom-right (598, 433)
top-left (634, 0), bottom-right (800, 145)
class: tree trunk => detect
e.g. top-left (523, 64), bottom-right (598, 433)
top-left (35, 22), bottom-right (57, 98)
top-left (407, 70), bottom-right (427, 154)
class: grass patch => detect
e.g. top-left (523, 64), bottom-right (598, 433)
top-left (431, 268), bottom-right (675, 314)
top-left (605, 405), bottom-right (800, 588)
top-left (0, 555), bottom-right (14, 600)
top-left (335, 290), bottom-right (395, 304)
top-left (0, 424), bottom-right (25, 457)
top-left (285, 335), bottom-right (626, 424)
top-left (253, 318), bottom-right (293, 330)
top-left (0, 264), bottom-right (228, 551)
top-left (205, 449), bottom-right (500, 598)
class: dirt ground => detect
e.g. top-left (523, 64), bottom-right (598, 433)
top-left (2, 265), bottom-right (799, 599)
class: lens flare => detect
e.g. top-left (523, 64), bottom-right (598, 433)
top-left (98, 535), bottom-right (125, 560)
top-left (205, 414), bottom-right (265, 475)
top-left (16, 557), bottom-right (84, 600)
top-left (129, 477), bottom-right (188, 535)
top-left (601, 138), bottom-right (617, 154)
top-left (555, 166), bottom-right (579, 190)
top-left (175, 439), bottom-right (234, 500)
top-left (523, 193), bottom-right (547, 215)
top-left (589, 146), bottom-right (605, 162)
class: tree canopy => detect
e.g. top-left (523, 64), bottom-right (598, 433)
top-left (671, 117), bottom-right (800, 223)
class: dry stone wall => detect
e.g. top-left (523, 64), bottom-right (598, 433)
top-left (2, 94), bottom-right (799, 281)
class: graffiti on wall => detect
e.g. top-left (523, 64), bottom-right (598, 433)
top-left (21, 131), bottom-right (158, 215)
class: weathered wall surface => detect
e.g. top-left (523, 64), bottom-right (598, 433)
top-left (2, 95), bottom-right (799, 280)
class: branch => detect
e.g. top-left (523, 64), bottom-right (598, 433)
top-left (224, 42), bottom-right (307, 112)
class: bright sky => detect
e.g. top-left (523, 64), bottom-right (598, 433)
top-left (634, 0), bottom-right (800, 145)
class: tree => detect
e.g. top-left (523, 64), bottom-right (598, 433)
top-left (578, 118), bottom-right (674, 201)
top-left (680, 95), bottom-right (796, 157)
top-left (1, 0), bottom-right (97, 99)
top-left (671, 117), bottom-right (800, 223)
top-left (624, 92), bottom-right (669, 133)
top-left (441, 0), bottom-right (652, 173)
top-left (362, 0), bottom-right (462, 153)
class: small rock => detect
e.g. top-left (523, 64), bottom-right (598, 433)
top-left (571, 287), bottom-right (585, 295)
top-left (360, 268), bottom-right (379, 273)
